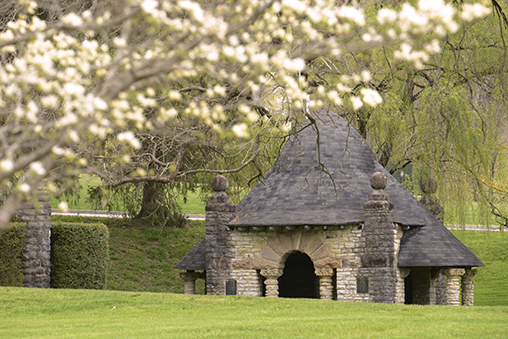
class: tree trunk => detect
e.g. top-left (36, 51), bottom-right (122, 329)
top-left (136, 181), bottom-right (186, 227)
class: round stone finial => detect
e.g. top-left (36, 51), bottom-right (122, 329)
top-left (370, 172), bottom-right (387, 190)
top-left (420, 177), bottom-right (437, 194)
top-left (211, 175), bottom-right (228, 192)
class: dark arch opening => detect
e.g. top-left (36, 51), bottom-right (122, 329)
top-left (278, 251), bottom-right (319, 299)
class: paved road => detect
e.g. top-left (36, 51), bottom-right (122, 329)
top-left (52, 209), bottom-right (505, 229)
top-left (51, 209), bottom-right (205, 220)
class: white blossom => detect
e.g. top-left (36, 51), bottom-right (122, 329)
top-left (19, 183), bottom-right (31, 193)
top-left (117, 132), bottom-right (142, 149)
top-left (360, 88), bottom-right (383, 107)
top-left (30, 162), bottom-right (46, 176)
top-left (232, 123), bottom-right (249, 138)
top-left (378, 9), bottom-right (397, 25)
top-left (58, 202), bottom-right (69, 212)
top-left (141, 0), bottom-right (159, 15)
top-left (0, 160), bottom-right (14, 172)
top-left (461, 3), bottom-right (492, 22)
top-left (61, 13), bottom-right (83, 26)
top-left (350, 96), bottom-right (364, 110)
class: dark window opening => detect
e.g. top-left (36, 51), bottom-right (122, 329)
top-left (226, 279), bottom-right (237, 295)
top-left (357, 277), bottom-right (369, 294)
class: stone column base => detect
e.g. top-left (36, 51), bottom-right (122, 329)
top-left (316, 267), bottom-right (334, 300)
top-left (261, 268), bottom-right (283, 297)
top-left (461, 269), bottom-right (477, 306)
top-left (443, 268), bottom-right (465, 306)
top-left (180, 271), bottom-right (205, 295)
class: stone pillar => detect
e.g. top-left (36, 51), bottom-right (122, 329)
top-left (205, 175), bottom-right (236, 295)
top-left (435, 273), bottom-right (447, 305)
top-left (461, 269), bottom-right (477, 306)
top-left (180, 271), bottom-right (205, 295)
top-left (316, 267), bottom-right (334, 300)
top-left (362, 172), bottom-right (402, 303)
top-left (260, 268), bottom-right (283, 297)
top-left (17, 190), bottom-right (51, 288)
top-left (443, 268), bottom-right (465, 306)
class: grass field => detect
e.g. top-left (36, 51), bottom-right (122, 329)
top-left (451, 230), bottom-right (508, 306)
top-left (1, 287), bottom-right (507, 338)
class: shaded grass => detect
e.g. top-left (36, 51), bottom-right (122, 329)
top-left (106, 219), bottom-right (205, 293)
top-left (51, 215), bottom-right (206, 294)
top-left (1, 287), bottom-right (507, 338)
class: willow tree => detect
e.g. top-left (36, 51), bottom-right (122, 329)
top-left (306, 0), bottom-right (506, 227)
top-left (0, 0), bottom-right (490, 231)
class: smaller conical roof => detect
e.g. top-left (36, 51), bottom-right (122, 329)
top-left (174, 238), bottom-right (206, 271)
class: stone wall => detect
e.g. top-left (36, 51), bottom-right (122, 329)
top-left (229, 226), bottom-right (365, 300)
top-left (224, 222), bottom-right (404, 303)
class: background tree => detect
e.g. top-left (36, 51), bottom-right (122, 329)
top-left (0, 0), bottom-right (489, 232)
top-left (310, 0), bottom-right (508, 227)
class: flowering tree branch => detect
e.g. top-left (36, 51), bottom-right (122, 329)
top-left (0, 0), bottom-right (491, 231)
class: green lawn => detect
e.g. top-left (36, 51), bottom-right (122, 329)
top-left (451, 230), bottom-right (508, 306)
top-left (1, 287), bottom-right (507, 338)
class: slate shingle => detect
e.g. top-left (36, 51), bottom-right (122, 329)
top-left (174, 238), bottom-right (206, 271)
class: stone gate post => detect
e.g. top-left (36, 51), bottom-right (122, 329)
top-left (17, 190), bottom-right (51, 288)
top-left (205, 175), bottom-right (236, 295)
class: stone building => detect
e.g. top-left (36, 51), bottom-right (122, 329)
top-left (176, 110), bottom-right (483, 305)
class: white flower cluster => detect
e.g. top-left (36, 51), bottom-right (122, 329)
top-left (377, 0), bottom-right (491, 68)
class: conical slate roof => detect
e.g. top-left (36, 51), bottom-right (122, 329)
top-left (228, 110), bottom-right (483, 268)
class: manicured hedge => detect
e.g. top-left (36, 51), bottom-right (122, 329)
top-left (0, 223), bottom-right (26, 287)
top-left (51, 222), bottom-right (109, 289)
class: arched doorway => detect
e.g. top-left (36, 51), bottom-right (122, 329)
top-left (278, 251), bottom-right (319, 298)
